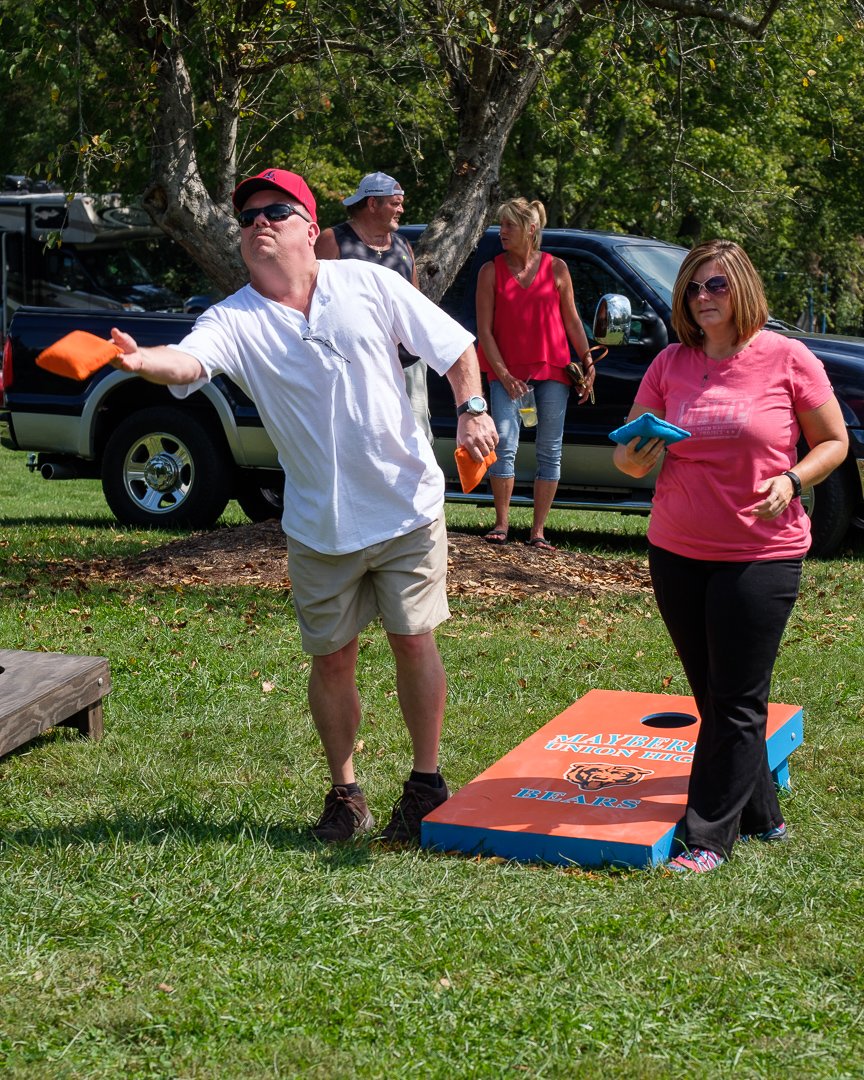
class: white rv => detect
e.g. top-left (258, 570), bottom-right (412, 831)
top-left (0, 178), bottom-right (182, 333)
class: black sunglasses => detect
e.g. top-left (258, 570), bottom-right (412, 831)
top-left (237, 203), bottom-right (309, 229)
top-left (685, 275), bottom-right (729, 298)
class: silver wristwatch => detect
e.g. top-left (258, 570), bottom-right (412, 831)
top-left (456, 395), bottom-right (488, 417)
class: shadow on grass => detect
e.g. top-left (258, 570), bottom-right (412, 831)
top-left (451, 518), bottom-right (864, 562)
top-left (0, 808), bottom-right (385, 866)
top-left (0, 514), bottom-right (244, 531)
top-left (450, 521), bottom-right (651, 559)
top-left (0, 515), bottom-right (121, 529)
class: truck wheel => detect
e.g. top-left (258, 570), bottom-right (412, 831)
top-left (102, 407), bottom-right (231, 529)
top-left (235, 478), bottom-right (284, 523)
top-left (805, 462), bottom-right (857, 557)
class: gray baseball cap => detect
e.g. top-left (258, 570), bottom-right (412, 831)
top-left (342, 172), bottom-right (405, 207)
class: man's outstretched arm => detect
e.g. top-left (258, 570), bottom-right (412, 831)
top-left (110, 328), bottom-right (205, 386)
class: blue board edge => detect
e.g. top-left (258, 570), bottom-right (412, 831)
top-left (421, 820), bottom-right (680, 869)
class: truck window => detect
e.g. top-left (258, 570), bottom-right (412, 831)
top-left (554, 253), bottom-right (642, 315)
top-left (77, 248), bottom-right (153, 289)
top-left (44, 249), bottom-right (89, 292)
top-left (615, 244), bottom-right (686, 307)
top-left (439, 261), bottom-right (475, 324)
top-left (552, 252), bottom-right (646, 340)
top-left (2, 232), bottom-right (25, 308)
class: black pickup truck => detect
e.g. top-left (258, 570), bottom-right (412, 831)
top-left (2, 226), bottom-right (863, 555)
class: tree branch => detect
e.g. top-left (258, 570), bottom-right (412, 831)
top-left (641, 0), bottom-right (782, 36)
top-left (237, 37), bottom-right (372, 77)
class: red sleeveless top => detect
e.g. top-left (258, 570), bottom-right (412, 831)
top-left (478, 252), bottom-right (571, 384)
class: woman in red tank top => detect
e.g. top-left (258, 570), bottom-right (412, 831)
top-left (476, 198), bottom-right (595, 549)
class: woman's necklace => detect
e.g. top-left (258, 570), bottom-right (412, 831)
top-left (509, 251), bottom-right (538, 283)
top-left (701, 354), bottom-right (728, 384)
top-left (700, 330), bottom-right (761, 384)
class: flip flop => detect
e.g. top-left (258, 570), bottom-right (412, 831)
top-left (526, 537), bottom-right (556, 551)
top-left (483, 530), bottom-right (509, 545)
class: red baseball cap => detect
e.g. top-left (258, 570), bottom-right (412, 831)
top-left (231, 169), bottom-right (317, 222)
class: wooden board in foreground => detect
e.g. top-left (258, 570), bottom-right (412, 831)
top-left (0, 649), bottom-right (110, 758)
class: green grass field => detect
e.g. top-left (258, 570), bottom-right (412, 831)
top-left (1, 451), bottom-right (863, 1079)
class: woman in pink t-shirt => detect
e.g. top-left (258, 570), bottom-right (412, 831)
top-left (614, 239), bottom-right (847, 873)
top-left (476, 198), bottom-right (594, 550)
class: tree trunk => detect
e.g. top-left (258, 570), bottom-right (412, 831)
top-left (141, 46), bottom-right (247, 295)
top-left (413, 60), bottom-right (541, 302)
top-left (412, 0), bottom-right (599, 301)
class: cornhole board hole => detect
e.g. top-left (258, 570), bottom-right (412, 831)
top-left (422, 689), bottom-right (802, 869)
top-left (0, 649), bottom-right (110, 759)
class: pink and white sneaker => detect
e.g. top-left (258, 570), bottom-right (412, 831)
top-left (667, 848), bottom-right (724, 874)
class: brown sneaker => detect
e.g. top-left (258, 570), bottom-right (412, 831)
top-left (311, 786), bottom-right (375, 842)
top-left (380, 777), bottom-right (449, 845)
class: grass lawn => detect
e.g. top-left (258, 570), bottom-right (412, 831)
top-left (1, 451), bottom-right (863, 1078)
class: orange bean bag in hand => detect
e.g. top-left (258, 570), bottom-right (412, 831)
top-left (36, 330), bottom-right (122, 380)
top-left (454, 446), bottom-right (497, 494)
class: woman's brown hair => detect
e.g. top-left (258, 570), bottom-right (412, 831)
top-left (671, 239), bottom-right (769, 348)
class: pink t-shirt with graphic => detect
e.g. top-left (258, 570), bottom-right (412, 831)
top-left (635, 330), bottom-right (833, 561)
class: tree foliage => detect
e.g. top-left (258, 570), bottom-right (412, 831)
top-left (1, 0), bottom-right (862, 328)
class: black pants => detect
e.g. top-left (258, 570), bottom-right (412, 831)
top-left (648, 544), bottom-right (803, 857)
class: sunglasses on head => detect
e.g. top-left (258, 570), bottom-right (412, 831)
top-left (685, 275), bottom-right (729, 298)
top-left (237, 203), bottom-right (308, 228)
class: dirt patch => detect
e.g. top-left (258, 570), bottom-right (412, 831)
top-left (56, 520), bottom-right (650, 600)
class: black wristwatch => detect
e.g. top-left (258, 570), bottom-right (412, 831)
top-left (456, 395), bottom-right (488, 417)
top-left (783, 470), bottom-right (802, 499)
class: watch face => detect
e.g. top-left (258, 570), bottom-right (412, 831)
top-left (457, 395), bottom-right (488, 416)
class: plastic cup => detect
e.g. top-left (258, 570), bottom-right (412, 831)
top-left (517, 387), bottom-right (538, 427)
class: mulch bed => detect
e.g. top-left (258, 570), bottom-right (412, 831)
top-left (39, 520), bottom-right (650, 600)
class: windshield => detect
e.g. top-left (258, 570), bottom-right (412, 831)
top-left (77, 247), bottom-right (154, 289)
top-left (616, 244), bottom-right (686, 307)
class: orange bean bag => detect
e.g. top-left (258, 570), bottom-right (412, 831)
top-left (36, 330), bottom-right (122, 380)
top-left (454, 446), bottom-right (497, 493)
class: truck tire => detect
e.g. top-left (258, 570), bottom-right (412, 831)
top-left (102, 407), bottom-right (232, 529)
top-left (235, 479), bottom-right (284, 523)
top-left (805, 462), bottom-right (857, 557)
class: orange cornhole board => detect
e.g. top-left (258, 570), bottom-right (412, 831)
top-left (422, 689), bottom-right (803, 869)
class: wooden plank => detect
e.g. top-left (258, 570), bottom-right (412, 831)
top-left (0, 649), bottom-right (110, 758)
top-left (61, 700), bottom-right (105, 741)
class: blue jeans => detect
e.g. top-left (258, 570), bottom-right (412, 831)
top-left (488, 379), bottom-right (570, 482)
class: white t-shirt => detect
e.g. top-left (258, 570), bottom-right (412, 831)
top-left (170, 260), bottom-right (473, 554)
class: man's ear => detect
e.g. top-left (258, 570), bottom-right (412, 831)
top-left (307, 221), bottom-right (321, 245)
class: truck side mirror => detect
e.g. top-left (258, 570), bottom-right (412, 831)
top-left (593, 294), bottom-right (631, 345)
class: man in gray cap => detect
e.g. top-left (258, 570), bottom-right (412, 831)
top-left (316, 172), bottom-right (432, 441)
top-left (109, 167), bottom-right (497, 846)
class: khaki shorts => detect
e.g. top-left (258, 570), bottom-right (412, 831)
top-left (286, 515), bottom-right (450, 655)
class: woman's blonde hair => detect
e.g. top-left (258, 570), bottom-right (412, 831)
top-left (671, 239), bottom-right (769, 348)
top-left (498, 198), bottom-right (546, 251)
